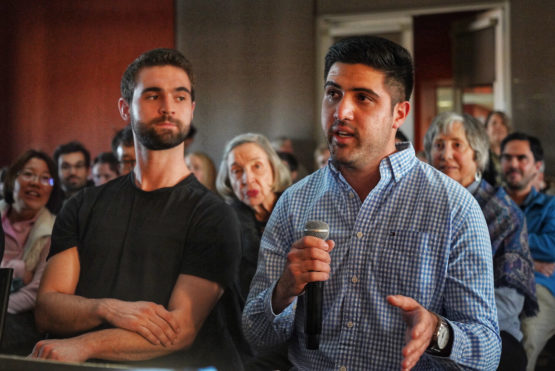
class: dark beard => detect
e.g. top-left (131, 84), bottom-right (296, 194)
top-left (132, 116), bottom-right (188, 150)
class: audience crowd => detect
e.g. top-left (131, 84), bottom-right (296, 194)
top-left (0, 38), bottom-right (553, 371)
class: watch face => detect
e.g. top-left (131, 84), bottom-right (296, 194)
top-left (437, 322), bottom-right (449, 349)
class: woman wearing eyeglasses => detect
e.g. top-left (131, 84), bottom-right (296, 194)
top-left (0, 149), bottom-right (63, 354)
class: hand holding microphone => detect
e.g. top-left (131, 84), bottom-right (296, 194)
top-left (271, 220), bottom-right (333, 348)
top-left (303, 220), bottom-right (329, 350)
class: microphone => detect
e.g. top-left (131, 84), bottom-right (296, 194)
top-left (303, 220), bottom-right (329, 350)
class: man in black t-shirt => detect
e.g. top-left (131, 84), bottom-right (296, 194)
top-left (30, 49), bottom-right (246, 370)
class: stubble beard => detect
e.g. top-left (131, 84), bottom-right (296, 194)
top-left (504, 169), bottom-right (536, 191)
top-left (327, 121), bottom-right (361, 171)
top-left (132, 115), bottom-right (189, 151)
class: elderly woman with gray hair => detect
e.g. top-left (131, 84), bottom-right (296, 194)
top-left (217, 133), bottom-right (292, 370)
top-left (217, 133), bottom-right (291, 299)
top-left (424, 112), bottom-right (537, 370)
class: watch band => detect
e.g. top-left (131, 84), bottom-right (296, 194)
top-left (426, 313), bottom-right (452, 357)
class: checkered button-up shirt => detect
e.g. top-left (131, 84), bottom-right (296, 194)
top-left (242, 143), bottom-right (501, 370)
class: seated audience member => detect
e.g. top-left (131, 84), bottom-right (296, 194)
top-left (111, 125), bottom-right (136, 175)
top-left (499, 133), bottom-right (555, 371)
top-left (271, 136), bottom-right (294, 154)
top-left (185, 151), bottom-right (216, 192)
top-left (243, 35), bottom-right (500, 370)
top-left (217, 133), bottom-right (291, 371)
top-left (53, 141), bottom-right (93, 200)
top-left (425, 112), bottom-right (537, 370)
top-left (91, 152), bottom-right (119, 186)
top-left (217, 133), bottom-right (291, 300)
top-left (183, 124), bottom-right (197, 153)
top-left (0, 150), bottom-right (62, 354)
top-left (313, 143), bottom-right (330, 169)
top-left (31, 48), bottom-right (248, 370)
top-left (483, 111), bottom-right (511, 187)
top-left (277, 151), bottom-right (299, 182)
top-left (272, 136), bottom-right (309, 178)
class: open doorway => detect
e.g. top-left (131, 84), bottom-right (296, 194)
top-left (316, 2), bottom-right (510, 151)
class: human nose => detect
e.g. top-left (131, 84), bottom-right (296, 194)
top-left (334, 97), bottom-right (354, 121)
top-left (28, 174), bottom-right (41, 185)
top-left (159, 94), bottom-right (175, 115)
top-left (242, 168), bottom-right (254, 184)
top-left (441, 144), bottom-right (454, 160)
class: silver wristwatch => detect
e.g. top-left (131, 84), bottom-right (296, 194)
top-left (426, 314), bottom-right (451, 356)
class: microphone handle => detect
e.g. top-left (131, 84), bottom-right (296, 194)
top-left (305, 281), bottom-right (323, 350)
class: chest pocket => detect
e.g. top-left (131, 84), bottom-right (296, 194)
top-left (372, 230), bottom-right (442, 306)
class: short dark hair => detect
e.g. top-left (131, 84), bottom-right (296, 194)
top-left (501, 132), bottom-right (544, 162)
top-left (53, 141), bottom-right (91, 169)
top-left (4, 149), bottom-right (63, 214)
top-left (120, 48), bottom-right (195, 104)
top-left (324, 36), bottom-right (414, 104)
top-left (277, 151), bottom-right (299, 172)
top-left (93, 152), bottom-right (120, 175)
top-left (111, 125), bottom-right (135, 155)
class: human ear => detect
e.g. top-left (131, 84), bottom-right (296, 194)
top-left (118, 98), bottom-right (131, 122)
top-left (392, 101), bottom-right (410, 129)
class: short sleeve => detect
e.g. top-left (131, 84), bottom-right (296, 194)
top-left (49, 193), bottom-right (82, 259)
top-left (180, 197), bottom-right (241, 288)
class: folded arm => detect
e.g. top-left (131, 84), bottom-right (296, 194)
top-left (32, 273), bottom-right (223, 362)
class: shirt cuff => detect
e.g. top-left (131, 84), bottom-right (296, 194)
top-left (265, 280), bottom-right (298, 333)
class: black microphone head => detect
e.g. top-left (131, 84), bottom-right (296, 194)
top-left (304, 220), bottom-right (329, 240)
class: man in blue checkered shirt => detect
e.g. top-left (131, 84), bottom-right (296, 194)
top-left (242, 36), bottom-right (501, 370)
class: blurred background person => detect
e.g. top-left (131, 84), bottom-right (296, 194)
top-left (0, 150), bottom-right (63, 355)
top-left (53, 141), bottom-right (92, 200)
top-left (425, 112), bottom-right (537, 371)
top-left (483, 111), bottom-right (511, 187)
top-left (277, 151), bottom-right (299, 182)
top-left (217, 133), bottom-right (291, 371)
top-left (91, 152), bottom-right (119, 186)
top-left (313, 143), bottom-right (330, 169)
top-left (111, 125), bottom-right (135, 176)
top-left (272, 135), bottom-right (308, 178)
top-left (185, 151), bottom-right (217, 192)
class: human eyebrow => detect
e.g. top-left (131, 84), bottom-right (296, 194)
top-left (175, 87), bottom-right (192, 96)
top-left (352, 87), bottom-right (380, 99)
top-left (140, 87), bottom-right (162, 95)
top-left (324, 81), bottom-right (341, 89)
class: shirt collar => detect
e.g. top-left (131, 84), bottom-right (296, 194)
top-left (328, 142), bottom-right (416, 188)
top-left (522, 186), bottom-right (544, 208)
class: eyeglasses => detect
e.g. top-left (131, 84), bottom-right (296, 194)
top-left (18, 170), bottom-right (54, 187)
top-left (60, 162), bottom-right (87, 171)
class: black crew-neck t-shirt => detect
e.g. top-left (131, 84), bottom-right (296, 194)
top-left (49, 173), bottom-right (247, 370)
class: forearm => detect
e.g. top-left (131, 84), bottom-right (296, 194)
top-left (529, 233), bottom-right (555, 261)
top-left (243, 280), bottom-right (296, 349)
top-left (35, 292), bottom-right (105, 335)
top-left (73, 324), bottom-right (194, 362)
